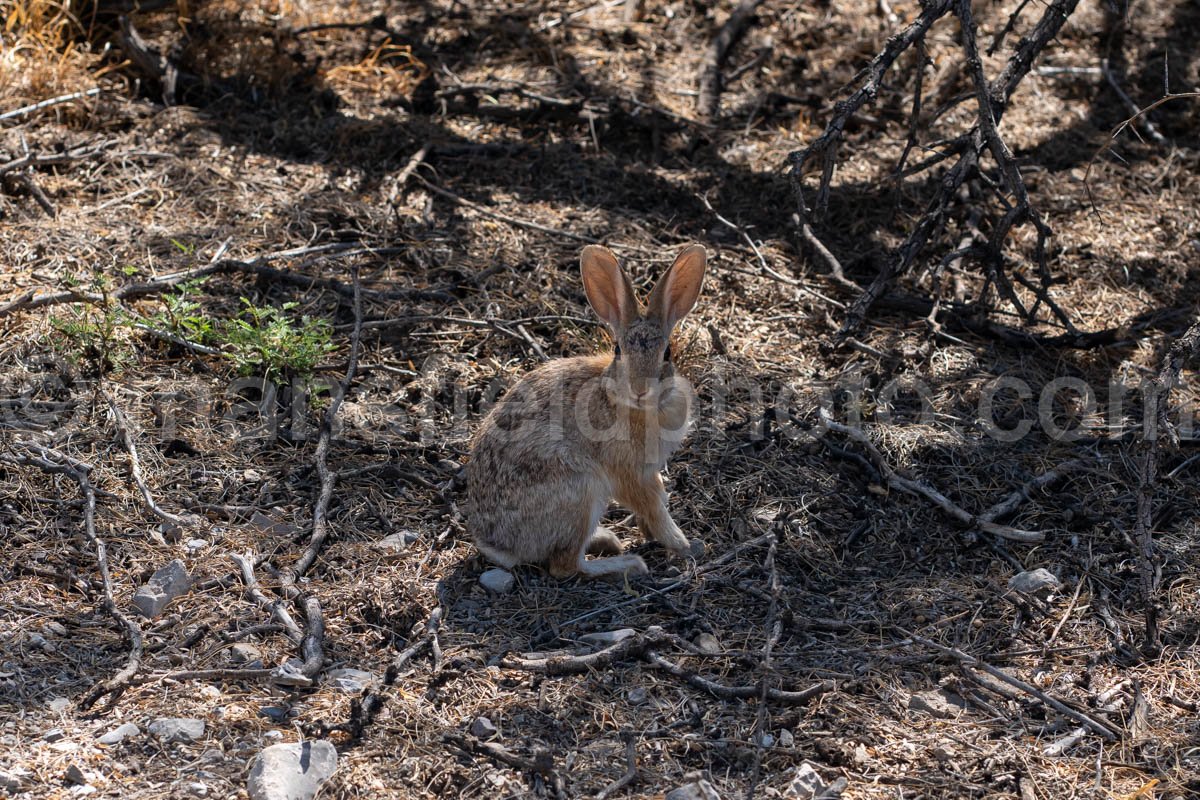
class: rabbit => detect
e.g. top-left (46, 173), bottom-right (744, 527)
top-left (467, 244), bottom-right (707, 579)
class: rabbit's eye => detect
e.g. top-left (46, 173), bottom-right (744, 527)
top-left (663, 344), bottom-right (672, 362)
top-left (613, 343), bottom-right (622, 358)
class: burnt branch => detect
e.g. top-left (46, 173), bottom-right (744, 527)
top-left (3, 444), bottom-right (145, 710)
top-left (790, 0), bottom-right (1085, 344)
top-left (696, 0), bottom-right (767, 124)
top-left (1132, 317), bottom-right (1200, 653)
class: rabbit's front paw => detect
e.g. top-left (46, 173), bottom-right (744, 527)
top-left (660, 522), bottom-right (691, 556)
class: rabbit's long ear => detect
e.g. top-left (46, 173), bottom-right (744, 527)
top-left (581, 245), bottom-right (638, 331)
top-left (648, 244), bottom-right (706, 330)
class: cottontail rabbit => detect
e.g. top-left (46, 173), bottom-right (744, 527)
top-left (467, 244), bottom-right (707, 578)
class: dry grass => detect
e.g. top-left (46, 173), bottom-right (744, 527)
top-left (1, 1), bottom-right (1199, 798)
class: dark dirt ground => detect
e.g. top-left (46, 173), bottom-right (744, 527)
top-left (1, 1), bottom-right (1199, 798)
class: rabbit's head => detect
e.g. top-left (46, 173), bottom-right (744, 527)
top-left (580, 244), bottom-right (707, 413)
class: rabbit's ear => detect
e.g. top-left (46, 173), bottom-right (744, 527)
top-left (581, 245), bottom-right (637, 331)
top-left (648, 244), bottom-right (706, 329)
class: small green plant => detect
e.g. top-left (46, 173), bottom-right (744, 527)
top-left (220, 299), bottom-right (335, 382)
top-left (154, 278), bottom-right (215, 345)
top-left (49, 303), bottom-right (133, 374)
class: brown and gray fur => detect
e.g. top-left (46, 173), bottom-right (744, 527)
top-left (467, 244), bottom-right (707, 578)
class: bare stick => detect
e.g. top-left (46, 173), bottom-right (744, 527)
top-left (747, 534), bottom-right (782, 799)
top-left (230, 553), bottom-right (303, 642)
top-left (503, 626), bottom-right (669, 675)
top-left (818, 408), bottom-right (1044, 542)
top-left (104, 390), bottom-right (200, 531)
top-left (696, 0), bottom-right (766, 123)
top-left (900, 628), bottom-right (1118, 739)
top-left (643, 649), bottom-right (833, 705)
top-left (443, 732), bottom-right (558, 778)
top-left (387, 143), bottom-right (431, 206)
top-left (0, 88), bottom-right (104, 124)
top-left (1132, 317), bottom-right (1200, 652)
top-left (413, 174), bottom-right (598, 243)
top-left (595, 733), bottom-right (638, 800)
top-left (8, 444), bottom-right (144, 710)
top-left (269, 272), bottom-right (365, 681)
top-left (979, 459), bottom-right (1089, 524)
top-left (0, 242), bottom-right (446, 319)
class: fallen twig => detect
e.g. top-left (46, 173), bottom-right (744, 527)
top-left (6, 443), bottom-right (145, 710)
top-left (696, 0), bottom-right (766, 123)
top-left (230, 553), bottom-right (303, 643)
top-left (978, 459), bottom-right (1090, 524)
top-left (818, 407), bottom-right (1045, 542)
top-left (1131, 317), bottom-right (1200, 652)
top-left (900, 628), bottom-right (1119, 740)
top-left (643, 649), bottom-right (833, 705)
top-left (0, 241), bottom-right (449, 319)
top-left (594, 733), bottom-right (638, 800)
top-left (104, 390), bottom-right (201, 533)
top-left (0, 88), bottom-right (105, 124)
top-left (413, 174), bottom-right (598, 244)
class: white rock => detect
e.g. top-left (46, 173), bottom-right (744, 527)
top-left (132, 559), bottom-right (192, 618)
top-left (778, 729), bottom-right (795, 748)
top-left (148, 717), bottom-right (205, 744)
top-left (48, 697), bottom-right (71, 713)
top-left (665, 779), bottom-right (721, 800)
top-left (908, 689), bottom-right (968, 719)
top-left (375, 532), bottom-right (419, 557)
top-left (271, 660), bottom-right (313, 687)
top-left (229, 644), bottom-right (263, 665)
top-left (247, 740), bottom-right (338, 800)
top-left (578, 629), bottom-right (636, 646)
top-left (1008, 568), bottom-right (1061, 594)
top-left (627, 687), bottom-right (648, 704)
top-left (185, 539), bottom-right (209, 555)
top-left (64, 763), bottom-right (88, 787)
top-left (469, 716), bottom-right (498, 739)
top-left (326, 669), bottom-right (379, 694)
top-left (97, 723), bottom-right (140, 745)
top-left (785, 762), bottom-right (826, 799)
top-left (694, 632), bottom-right (721, 655)
top-left (479, 568), bottom-right (515, 594)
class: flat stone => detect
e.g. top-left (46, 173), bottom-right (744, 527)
top-left (97, 723), bottom-right (140, 745)
top-left (230, 644), bottom-right (264, 665)
top-left (64, 763), bottom-right (88, 786)
top-left (259, 707), bottom-right (290, 723)
top-left (148, 717), bottom-right (205, 744)
top-left (785, 762), bottom-right (826, 799)
top-left (479, 568), bottom-right (514, 594)
top-left (375, 532), bottom-right (419, 557)
top-left (48, 696), bottom-right (71, 713)
top-left (908, 689), bottom-right (969, 719)
top-left (578, 629), bottom-right (636, 646)
top-left (0, 771), bottom-right (24, 793)
top-left (1008, 568), bottom-right (1061, 594)
top-left (271, 660), bottom-right (313, 688)
top-left (326, 669), bottom-right (379, 694)
top-left (42, 728), bottom-right (66, 742)
top-left (132, 559), bottom-right (192, 618)
top-left (247, 740), bottom-right (337, 800)
top-left (469, 716), bottom-right (498, 740)
top-left (694, 632), bottom-right (721, 655)
top-left (665, 779), bottom-right (721, 800)
top-left (44, 621), bottom-right (68, 636)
